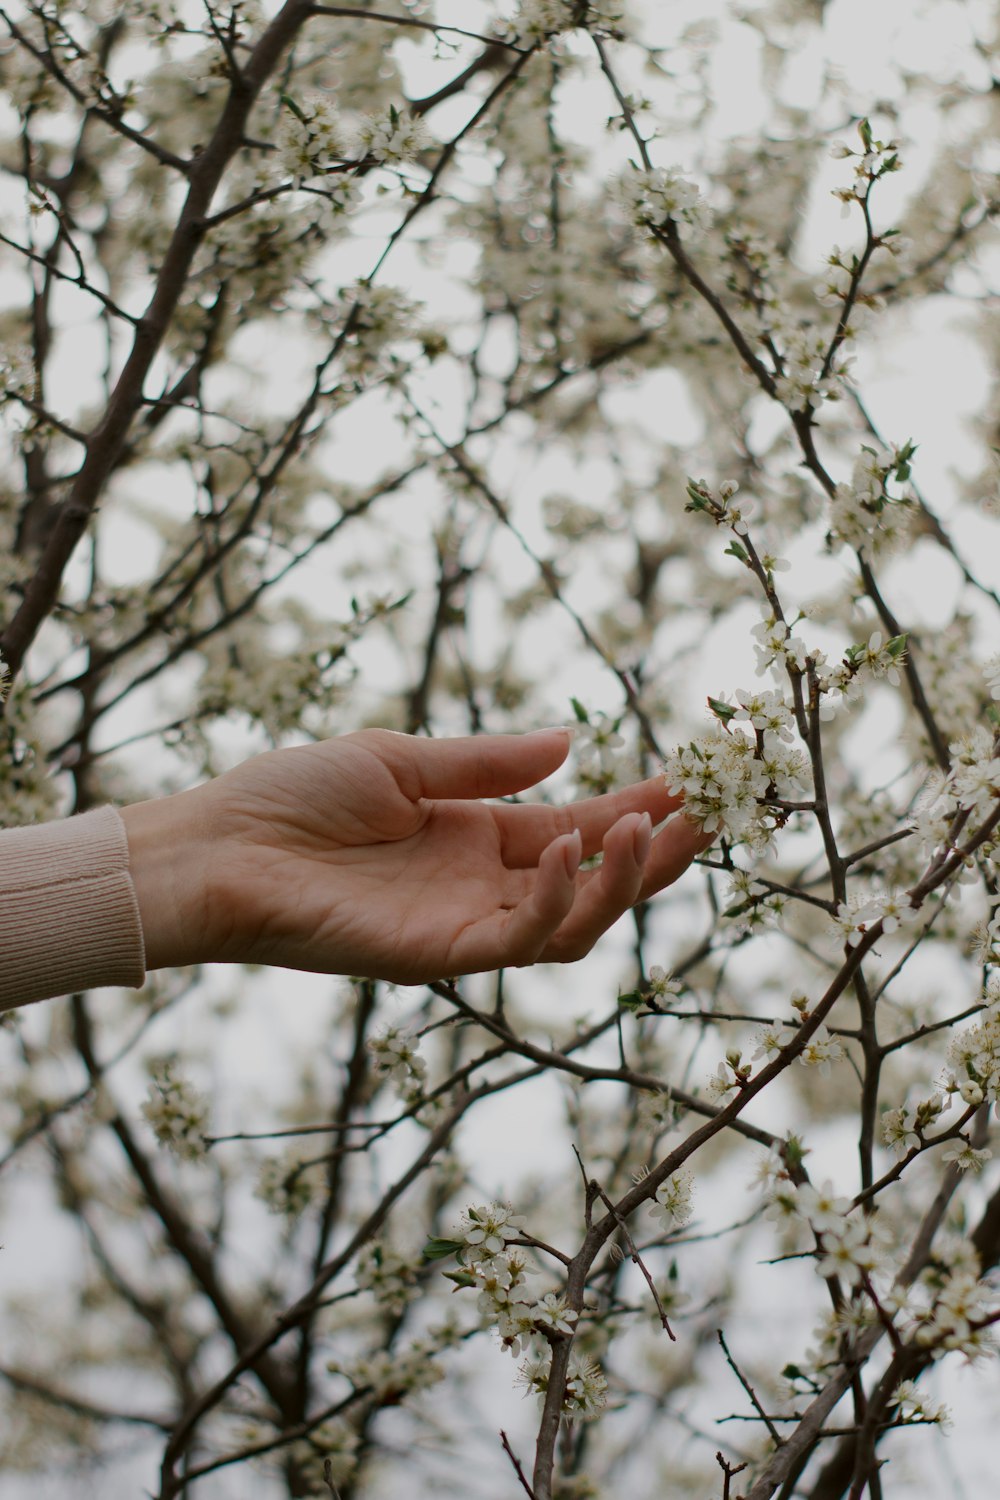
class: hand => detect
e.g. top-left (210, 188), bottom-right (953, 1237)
top-left (121, 728), bottom-right (711, 983)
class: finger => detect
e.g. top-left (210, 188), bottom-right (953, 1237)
top-left (448, 830), bottom-right (582, 973)
top-left (495, 775), bottom-right (684, 867)
top-left (360, 727), bottom-right (572, 802)
top-left (539, 812), bottom-right (652, 963)
top-left (637, 813), bottom-right (716, 901)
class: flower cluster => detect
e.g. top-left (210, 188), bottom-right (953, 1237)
top-left (140, 1058), bottom-right (210, 1160)
top-left (500, 0), bottom-right (630, 43)
top-left (831, 119), bottom-right (902, 210)
top-left (274, 93), bottom-right (352, 184)
top-left (648, 1170), bottom-right (694, 1233)
top-left (828, 444), bottom-right (915, 557)
top-left (355, 106), bottom-right (431, 167)
top-left (812, 1211), bottom-right (881, 1287)
top-left (0, 343), bottom-right (36, 418)
top-left (944, 989), bottom-right (1000, 1113)
top-left (355, 1239), bottom-right (419, 1314)
top-left (773, 323), bottom-right (850, 412)
top-left (367, 1024), bottom-right (427, 1101)
top-left (892, 1379), bottom-right (951, 1428)
top-left (337, 280), bottom-right (429, 386)
top-left (573, 706), bottom-right (626, 790)
top-left (256, 1149), bottom-right (323, 1219)
top-left (826, 888), bottom-right (919, 950)
top-left (458, 1202), bottom-right (526, 1263)
top-left (517, 1348), bottom-right (607, 1421)
top-left (446, 1203), bottom-right (595, 1378)
top-left (880, 1092), bottom-right (947, 1161)
top-left (637, 1087), bottom-right (680, 1133)
top-left (949, 726), bottom-right (1000, 821)
top-left (327, 1341), bottom-right (445, 1401)
top-left (615, 166), bottom-right (711, 237)
top-left (662, 709), bottom-right (809, 852)
top-left (905, 1265), bottom-right (999, 1361)
top-left (910, 728), bottom-right (1000, 922)
top-left (751, 1006), bottom-right (844, 1075)
top-left (746, 611), bottom-right (805, 678)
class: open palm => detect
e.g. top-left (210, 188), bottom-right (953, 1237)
top-left (195, 728), bottom-right (709, 983)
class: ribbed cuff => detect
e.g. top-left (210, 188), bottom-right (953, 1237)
top-left (0, 806), bottom-right (146, 1011)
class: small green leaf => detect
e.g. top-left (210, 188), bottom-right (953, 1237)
top-left (442, 1269), bottom-right (478, 1288)
top-left (724, 540), bottom-right (748, 564)
top-left (708, 695), bottom-right (737, 722)
top-left (685, 478), bottom-right (713, 513)
top-left (570, 697), bottom-right (589, 723)
top-left (422, 1237), bottom-right (464, 1263)
top-left (280, 92), bottom-right (308, 123)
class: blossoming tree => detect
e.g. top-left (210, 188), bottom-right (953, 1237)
top-left (1, 1), bottom-right (999, 1497)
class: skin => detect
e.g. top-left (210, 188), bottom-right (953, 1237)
top-left (119, 727), bottom-right (712, 983)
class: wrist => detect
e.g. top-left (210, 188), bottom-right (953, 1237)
top-left (120, 787), bottom-right (221, 972)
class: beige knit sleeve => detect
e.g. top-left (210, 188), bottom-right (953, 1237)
top-left (0, 806), bottom-right (146, 1011)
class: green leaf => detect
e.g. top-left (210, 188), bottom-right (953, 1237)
top-left (422, 1237), bottom-right (464, 1263)
top-left (685, 479), bottom-right (713, 513)
top-left (707, 695), bottom-right (737, 723)
top-left (886, 633), bottom-right (908, 658)
top-left (724, 540), bottom-right (748, 564)
top-left (442, 1269), bottom-right (478, 1288)
top-left (280, 92), bottom-right (308, 123)
top-left (570, 697), bottom-right (590, 723)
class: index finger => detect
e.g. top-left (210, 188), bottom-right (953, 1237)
top-left (494, 776), bottom-right (686, 867)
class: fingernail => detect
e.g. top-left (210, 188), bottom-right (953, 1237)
top-left (528, 724), bottom-right (576, 741)
top-left (633, 812), bottom-right (652, 864)
top-left (563, 828), bottom-right (582, 878)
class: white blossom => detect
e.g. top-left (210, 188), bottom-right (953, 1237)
top-left (940, 1140), bottom-right (992, 1173)
top-left (274, 93), bottom-right (352, 184)
top-left (256, 1149), bottom-right (321, 1219)
top-left (500, 0), bottom-right (629, 42)
top-left (615, 165), bottom-right (711, 236)
top-left (797, 1026), bottom-right (844, 1075)
top-left (815, 1216), bottom-right (880, 1286)
top-left (649, 1169), bottom-right (694, 1232)
top-left (355, 1240), bottom-right (418, 1313)
top-left (881, 1106), bottom-right (920, 1160)
top-left (458, 1203), bottom-right (526, 1263)
top-left (794, 1180), bottom-right (851, 1235)
top-left (141, 1059), bottom-right (209, 1160)
top-left (355, 107), bottom-right (431, 167)
top-left (367, 1024), bottom-right (427, 1096)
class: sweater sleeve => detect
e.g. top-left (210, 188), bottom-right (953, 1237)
top-left (0, 806), bottom-right (146, 1011)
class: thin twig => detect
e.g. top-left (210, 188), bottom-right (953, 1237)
top-left (501, 1430), bottom-right (539, 1499)
top-left (587, 1164), bottom-right (675, 1341)
top-left (718, 1330), bottom-right (784, 1447)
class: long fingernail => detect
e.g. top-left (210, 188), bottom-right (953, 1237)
top-left (563, 828), bottom-right (583, 878)
top-left (633, 812), bottom-right (652, 864)
top-left (528, 724), bottom-right (577, 740)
